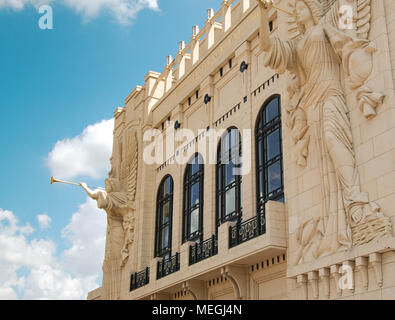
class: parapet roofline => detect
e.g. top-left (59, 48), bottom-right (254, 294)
top-left (125, 85), bottom-right (143, 105)
top-left (123, 0), bottom-right (257, 111)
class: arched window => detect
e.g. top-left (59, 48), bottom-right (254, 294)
top-left (155, 175), bottom-right (174, 259)
top-left (216, 128), bottom-right (242, 226)
top-left (256, 95), bottom-right (284, 229)
top-left (182, 153), bottom-right (204, 243)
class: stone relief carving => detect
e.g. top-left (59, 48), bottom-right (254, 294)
top-left (257, 0), bottom-right (392, 265)
top-left (81, 128), bottom-right (138, 299)
top-left (120, 130), bottom-right (139, 268)
top-left (286, 74), bottom-right (310, 167)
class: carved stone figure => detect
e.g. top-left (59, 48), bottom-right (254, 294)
top-left (257, 0), bottom-right (392, 264)
top-left (81, 129), bottom-right (139, 299)
top-left (286, 74), bottom-right (310, 167)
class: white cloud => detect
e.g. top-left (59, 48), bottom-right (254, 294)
top-left (37, 214), bottom-right (51, 230)
top-left (0, 201), bottom-right (106, 300)
top-left (47, 119), bottom-right (114, 180)
top-left (0, 0), bottom-right (51, 10)
top-left (7, 118), bottom-right (111, 300)
top-left (0, 287), bottom-right (18, 300)
top-left (23, 265), bottom-right (99, 300)
top-left (64, 0), bottom-right (159, 25)
top-left (61, 198), bottom-right (106, 278)
top-left (0, 0), bottom-right (159, 25)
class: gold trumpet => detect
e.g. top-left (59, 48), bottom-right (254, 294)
top-left (258, 0), bottom-right (299, 18)
top-left (50, 176), bottom-right (104, 190)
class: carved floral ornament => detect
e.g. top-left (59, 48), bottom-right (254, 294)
top-left (257, 0), bottom-right (392, 265)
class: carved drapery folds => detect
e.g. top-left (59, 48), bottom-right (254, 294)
top-left (260, 0), bottom-right (392, 265)
top-left (286, 74), bottom-right (310, 167)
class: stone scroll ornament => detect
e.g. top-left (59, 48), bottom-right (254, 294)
top-left (81, 129), bottom-right (138, 299)
top-left (257, 0), bottom-right (392, 265)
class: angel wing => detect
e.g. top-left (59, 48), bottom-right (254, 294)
top-left (285, 1), bottom-right (300, 40)
top-left (124, 129), bottom-right (138, 204)
top-left (108, 136), bottom-right (122, 179)
top-left (356, 0), bottom-right (372, 39)
top-left (119, 129), bottom-right (138, 267)
top-left (324, 0), bottom-right (372, 39)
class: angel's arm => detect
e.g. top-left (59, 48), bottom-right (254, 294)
top-left (257, 1), bottom-right (296, 73)
top-left (80, 182), bottom-right (100, 200)
top-left (258, 1), bottom-right (272, 52)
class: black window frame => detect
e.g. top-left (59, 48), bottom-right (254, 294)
top-left (182, 153), bottom-right (204, 244)
top-left (216, 127), bottom-right (242, 228)
top-left (255, 95), bottom-right (284, 231)
top-left (154, 175), bottom-right (174, 259)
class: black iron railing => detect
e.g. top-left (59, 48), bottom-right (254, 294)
top-left (229, 214), bottom-right (266, 248)
top-left (157, 253), bottom-right (180, 280)
top-left (189, 235), bottom-right (218, 266)
top-left (130, 267), bottom-right (150, 291)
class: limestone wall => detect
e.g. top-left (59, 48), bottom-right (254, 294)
top-left (88, 0), bottom-right (395, 301)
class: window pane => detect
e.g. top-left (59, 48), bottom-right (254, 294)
top-left (231, 147), bottom-right (241, 166)
top-left (163, 177), bottom-right (172, 196)
top-left (229, 129), bottom-right (236, 149)
top-left (267, 161), bottom-right (282, 194)
top-left (190, 182), bottom-right (200, 207)
top-left (217, 129), bottom-right (241, 225)
top-left (225, 162), bottom-right (235, 186)
top-left (157, 176), bottom-right (173, 257)
top-left (223, 133), bottom-right (230, 155)
top-left (161, 226), bottom-right (170, 249)
top-left (225, 187), bottom-right (236, 217)
top-left (160, 183), bottom-right (165, 198)
top-left (265, 99), bottom-right (279, 123)
top-left (190, 209), bottom-right (199, 235)
top-left (191, 162), bottom-right (199, 175)
top-left (266, 129), bottom-right (280, 161)
top-left (162, 201), bottom-right (170, 224)
top-left (190, 155), bottom-right (201, 175)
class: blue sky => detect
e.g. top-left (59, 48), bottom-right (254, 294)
top-left (0, 0), bottom-right (221, 299)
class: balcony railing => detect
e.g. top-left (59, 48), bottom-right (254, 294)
top-left (157, 253), bottom-right (180, 280)
top-left (229, 214), bottom-right (266, 248)
top-left (130, 267), bottom-right (150, 291)
top-left (189, 235), bottom-right (218, 266)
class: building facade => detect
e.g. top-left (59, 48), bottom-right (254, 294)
top-left (87, 0), bottom-right (395, 300)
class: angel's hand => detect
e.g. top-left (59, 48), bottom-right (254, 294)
top-left (80, 182), bottom-right (88, 189)
top-left (257, 0), bottom-right (273, 10)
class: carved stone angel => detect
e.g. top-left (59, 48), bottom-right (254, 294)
top-left (257, 0), bottom-right (391, 264)
top-left (80, 128), bottom-right (138, 299)
top-left (286, 74), bottom-right (310, 167)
